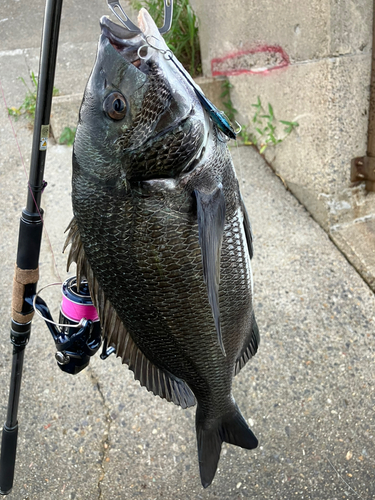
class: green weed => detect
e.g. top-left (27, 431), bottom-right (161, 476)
top-left (59, 126), bottom-right (76, 146)
top-left (8, 71), bottom-right (59, 123)
top-left (220, 83), bottom-right (299, 152)
top-left (248, 97), bottom-right (299, 153)
top-left (131, 0), bottom-right (201, 76)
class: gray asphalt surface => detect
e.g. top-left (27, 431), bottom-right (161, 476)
top-left (0, 1), bottom-right (375, 499)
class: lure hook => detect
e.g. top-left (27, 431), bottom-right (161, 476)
top-left (107, 0), bottom-right (173, 34)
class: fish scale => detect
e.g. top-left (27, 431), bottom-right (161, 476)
top-left (118, 67), bottom-right (172, 150)
top-left (66, 8), bottom-right (260, 488)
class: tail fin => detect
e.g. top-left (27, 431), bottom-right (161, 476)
top-left (196, 403), bottom-right (258, 488)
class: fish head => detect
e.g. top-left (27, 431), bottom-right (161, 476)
top-left (74, 8), bottom-right (209, 184)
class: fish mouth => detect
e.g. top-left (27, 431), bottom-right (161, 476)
top-left (99, 10), bottom-right (202, 158)
top-left (100, 16), bottom-right (145, 69)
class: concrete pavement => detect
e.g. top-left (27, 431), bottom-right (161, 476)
top-left (0, 1), bottom-right (375, 498)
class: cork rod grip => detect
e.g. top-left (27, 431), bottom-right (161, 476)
top-left (11, 265), bottom-right (39, 324)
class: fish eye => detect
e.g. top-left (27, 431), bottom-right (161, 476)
top-left (103, 92), bottom-right (127, 120)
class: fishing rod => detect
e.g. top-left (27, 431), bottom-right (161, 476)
top-left (0, 0), bottom-right (105, 494)
top-left (0, 0), bottom-right (64, 491)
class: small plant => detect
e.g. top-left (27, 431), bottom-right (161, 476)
top-left (247, 97), bottom-right (299, 153)
top-left (236, 124), bottom-right (253, 146)
top-left (220, 82), bottom-right (299, 153)
top-left (132, 0), bottom-right (202, 76)
top-left (8, 71), bottom-right (59, 123)
top-left (59, 126), bottom-right (76, 146)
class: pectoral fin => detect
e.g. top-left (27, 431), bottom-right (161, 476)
top-left (194, 185), bottom-right (226, 356)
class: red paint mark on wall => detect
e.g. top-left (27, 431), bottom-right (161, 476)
top-left (211, 45), bottom-right (290, 77)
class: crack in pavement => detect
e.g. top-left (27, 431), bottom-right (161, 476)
top-left (87, 366), bottom-right (112, 500)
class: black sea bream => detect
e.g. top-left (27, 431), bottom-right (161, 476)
top-left (65, 8), bottom-right (260, 488)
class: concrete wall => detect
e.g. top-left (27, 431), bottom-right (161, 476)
top-left (190, 0), bottom-right (375, 288)
top-left (191, 0), bottom-right (374, 228)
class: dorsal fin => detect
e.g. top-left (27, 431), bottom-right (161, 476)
top-left (194, 185), bottom-right (226, 356)
top-left (64, 218), bottom-right (196, 409)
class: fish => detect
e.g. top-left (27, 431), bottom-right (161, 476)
top-left (64, 8), bottom-right (260, 488)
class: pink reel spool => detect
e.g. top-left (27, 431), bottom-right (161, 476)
top-left (60, 277), bottom-right (99, 323)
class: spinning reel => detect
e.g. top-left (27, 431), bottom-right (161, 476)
top-left (31, 276), bottom-right (114, 375)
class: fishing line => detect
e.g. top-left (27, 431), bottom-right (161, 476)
top-left (0, 77), bottom-right (63, 284)
top-left (33, 282), bottom-right (82, 328)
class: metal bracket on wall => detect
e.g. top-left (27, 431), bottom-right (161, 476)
top-left (351, 156), bottom-right (375, 191)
